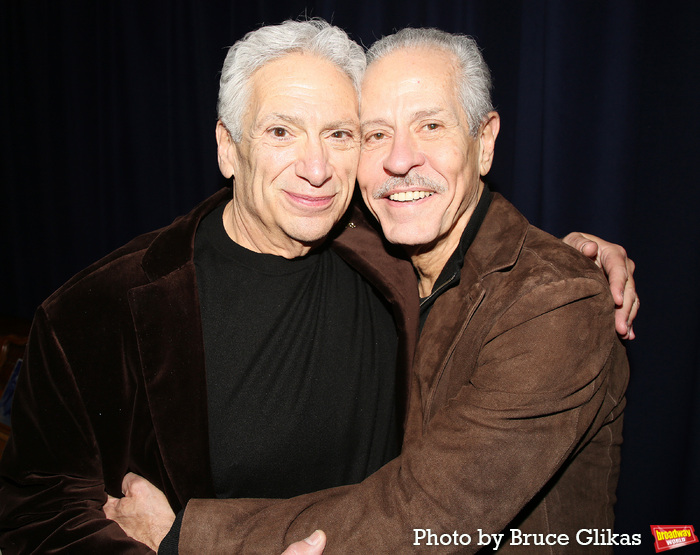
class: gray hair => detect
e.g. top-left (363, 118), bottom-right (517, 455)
top-left (218, 19), bottom-right (366, 142)
top-left (366, 28), bottom-right (493, 136)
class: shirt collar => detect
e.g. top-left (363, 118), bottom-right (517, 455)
top-left (418, 184), bottom-right (493, 330)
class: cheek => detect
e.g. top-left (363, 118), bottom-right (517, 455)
top-left (253, 142), bottom-right (297, 173)
top-left (356, 174), bottom-right (378, 213)
top-left (357, 150), bottom-right (383, 190)
top-left (333, 149), bottom-right (361, 182)
top-left (270, 149), bottom-right (298, 176)
top-left (426, 143), bottom-right (464, 178)
top-left (255, 158), bottom-right (297, 199)
top-left (355, 167), bottom-right (379, 217)
top-left (428, 149), bottom-right (473, 196)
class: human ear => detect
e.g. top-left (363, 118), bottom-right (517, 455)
top-left (215, 120), bottom-right (237, 179)
top-left (478, 112), bottom-right (500, 176)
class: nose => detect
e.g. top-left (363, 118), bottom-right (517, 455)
top-left (383, 130), bottom-right (425, 176)
top-left (295, 137), bottom-right (332, 187)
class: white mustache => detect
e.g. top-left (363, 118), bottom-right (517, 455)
top-left (372, 173), bottom-right (447, 199)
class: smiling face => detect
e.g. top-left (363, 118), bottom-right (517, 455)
top-left (357, 46), bottom-right (499, 276)
top-left (217, 52), bottom-right (360, 258)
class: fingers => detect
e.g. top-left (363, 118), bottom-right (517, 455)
top-left (102, 495), bottom-right (122, 521)
top-left (579, 240), bottom-right (599, 260)
top-left (121, 472), bottom-right (141, 496)
top-left (103, 495), bottom-right (120, 519)
top-left (563, 231), bottom-right (627, 303)
top-left (562, 231), bottom-right (639, 339)
top-left (602, 259), bottom-right (627, 308)
top-left (595, 241), bottom-right (629, 307)
top-left (122, 472), bottom-right (163, 500)
top-left (563, 232), bottom-right (626, 301)
top-left (613, 257), bottom-right (638, 339)
top-left (617, 291), bottom-right (638, 340)
top-left (562, 232), bottom-right (599, 260)
top-left (628, 296), bottom-right (639, 339)
top-left (281, 531), bottom-right (326, 555)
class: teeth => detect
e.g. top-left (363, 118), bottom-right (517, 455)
top-left (388, 191), bottom-right (434, 202)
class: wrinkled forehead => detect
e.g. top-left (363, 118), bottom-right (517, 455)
top-left (252, 52), bottom-right (357, 94)
top-left (360, 46), bottom-right (461, 119)
top-left (248, 52), bottom-right (360, 119)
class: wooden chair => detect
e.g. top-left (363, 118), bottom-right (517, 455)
top-left (0, 334), bottom-right (28, 457)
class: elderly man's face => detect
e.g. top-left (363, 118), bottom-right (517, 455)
top-left (357, 47), bottom-right (498, 258)
top-left (217, 53), bottom-right (360, 258)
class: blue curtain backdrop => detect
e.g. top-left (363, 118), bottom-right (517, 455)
top-left (2, 1), bottom-right (698, 550)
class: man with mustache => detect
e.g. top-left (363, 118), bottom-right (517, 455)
top-left (108, 25), bottom-right (632, 554)
top-left (0, 20), bottom-right (635, 554)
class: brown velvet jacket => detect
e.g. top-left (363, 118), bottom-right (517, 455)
top-left (179, 194), bottom-right (629, 554)
top-left (0, 189), bottom-right (419, 554)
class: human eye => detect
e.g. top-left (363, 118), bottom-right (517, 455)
top-left (424, 122), bottom-right (441, 131)
top-left (268, 127), bottom-right (290, 139)
top-left (363, 131), bottom-right (386, 143)
top-left (325, 129), bottom-right (358, 151)
top-left (330, 129), bottom-right (353, 140)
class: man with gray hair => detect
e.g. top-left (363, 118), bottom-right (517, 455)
top-left (105, 25), bottom-right (633, 554)
top-left (0, 19), bottom-right (414, 553)
top-left (1, 20), bottom-right (635, 554)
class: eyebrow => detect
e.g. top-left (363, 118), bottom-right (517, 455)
top-left (258, 113), bottom-right (359, 131)
top-left (258, 113), bottom-right (305, 129)
top-left (326, 119), bottom-right (361, 131)
top-left (360, 118), bottom-right (390, 132)
top-left (412, 108), bottom-right (445, 120)
top-left (361, 108), bottom-right (447, 131)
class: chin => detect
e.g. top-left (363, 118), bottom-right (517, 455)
top-left (381, 226), bottom-right (438, 248)
top-left (288, 220), bottom-right (338, 245)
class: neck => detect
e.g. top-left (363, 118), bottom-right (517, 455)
top-left (222, 201), bottom-right (316, 259)
top-left (407, 184), bottom-right (484, 298)
top-left (409, 232), bottom-right (464, 298)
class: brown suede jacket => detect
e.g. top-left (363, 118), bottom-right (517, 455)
top-left (0, 188), bottom-right (419, 553)
top-left (178, 194), bottom-right (629, 554)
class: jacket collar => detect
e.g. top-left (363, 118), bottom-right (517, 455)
top-left (419, 192), bottom-right (529, 338)
top-left (460, 193), bottom-right (529, 284)
top-left (418, 185), bottom-right (493, 329)
top-left (141, 188), bottom-right (232, 282)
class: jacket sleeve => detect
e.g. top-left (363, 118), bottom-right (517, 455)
top-left (0, 307), bottom-right (153, 554)
top-left (177, 278), bottom-right (628, 554)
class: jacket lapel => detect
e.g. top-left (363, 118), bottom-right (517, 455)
top-left (414, 269), bottom-right (485, 425)
top-left (128, 189), bottom-right (231, 504)
top-left (410, 193), bottom-right (529, 426)
top-left (129, 265), bottom-right (215, 504)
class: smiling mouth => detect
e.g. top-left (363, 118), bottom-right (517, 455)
top-left (388, 191), bottom-right (435, 202)
top-left (286, 191), bottom-right (336, 208)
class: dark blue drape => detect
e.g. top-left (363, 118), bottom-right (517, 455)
top-left (2, 1), bottom-right (698, 550)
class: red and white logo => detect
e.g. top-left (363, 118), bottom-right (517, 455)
top-left (650, 525), bottom-right (698, 552)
